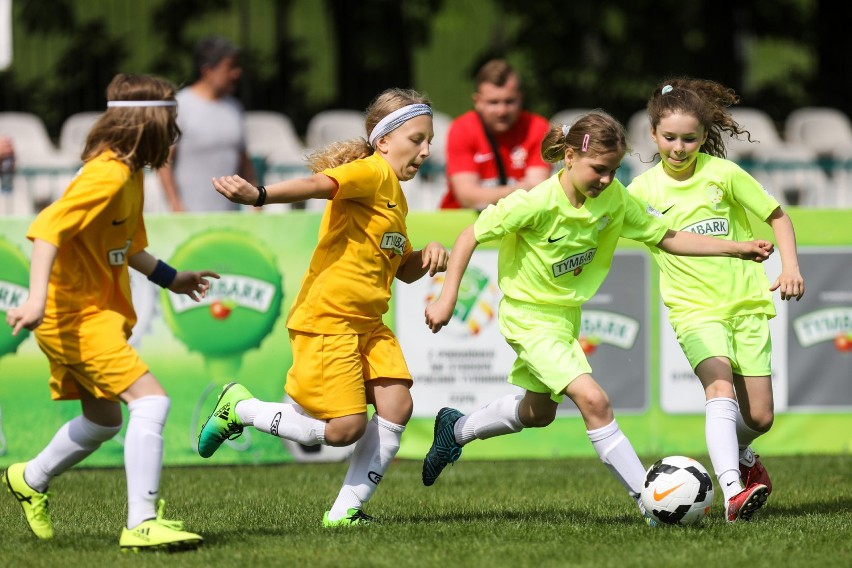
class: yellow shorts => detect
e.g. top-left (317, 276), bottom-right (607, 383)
top-left (498, 298), bottom-right (592, 403)
top-left (46, 343), bottom-right (149, 401)
top-left (285, 325), bottom-right (412, 420)
top-left (674, 314), bottom-right (772, 376)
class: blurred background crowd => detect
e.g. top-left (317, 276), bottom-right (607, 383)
top-left (1, 0), bottom-right (850, 215)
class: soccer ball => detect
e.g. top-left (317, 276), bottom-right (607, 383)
top-left (641, 456), bottom-right (714, 526)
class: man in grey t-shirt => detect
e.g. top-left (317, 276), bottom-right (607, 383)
top-left (159, 36), bottom-right (256, 212)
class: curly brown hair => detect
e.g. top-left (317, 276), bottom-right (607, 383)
top-left (82, 73), bottom-right (179, 171)
top-left (541, 109), bottom-right (628, 165)
top-left (645, 76), bottom-right (751, 159)
top-left (306, 88), bottom-right (432, 173)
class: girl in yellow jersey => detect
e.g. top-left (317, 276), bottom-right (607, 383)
top-left (199, 88), bottom-right (449, 526)
top-left (628, 78), bottom-right (805, 522)
top-left (4, 74), bottom-right (218, 550)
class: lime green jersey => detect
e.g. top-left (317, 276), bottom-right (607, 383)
top-left (474, 171), bottom-right (669, 307)
top-left (627, 154), bottom-right (779, 323)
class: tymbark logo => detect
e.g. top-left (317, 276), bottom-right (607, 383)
top-left (653, 482), bottom-right (685, 501)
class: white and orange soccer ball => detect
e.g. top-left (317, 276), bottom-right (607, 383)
top-left (641, 456), bottom-right (715, 526)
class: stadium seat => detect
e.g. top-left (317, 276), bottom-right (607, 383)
top-left (305, 109), bottom-right (365, 151)
top-left (59, 111), bottom-right (102, 162)
top-left (0, 112), bottom-right (79, 210)
top-left (785, 107), bottom-right (852, 206)
top-left (550, 108), bottom-right (593, 129)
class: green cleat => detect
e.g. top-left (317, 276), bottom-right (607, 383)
top-left (322, 508), bottom-right (375, 527)
top-left (197, 382), bottom-right (253, 458)
top-left (3, 462), bottom-right (53, 540)
top-left (119, 500), bottom-right (202, 552)
top-left (422, 407), bottom-right (464, 486)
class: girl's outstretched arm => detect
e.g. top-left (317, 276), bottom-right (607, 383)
top-left (425, 225), bottom-right (479, 333)
top-left (212, 173), bottom-right (336, 206)
top-left (656, 229), bottom-right (774, 261)
top-left (766, 207), bottom-right (804, 300)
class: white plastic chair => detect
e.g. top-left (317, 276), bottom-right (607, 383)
top-left (550, 108), bottom-right (593, 130)
top-left (305, 110), bottom-right (365, 151)
top-left (783, 107), bottom-right (852, 206)
top-left (0, 112), bottom-right (78, 208)
top-left (59, 111), bottom-right (102, 162)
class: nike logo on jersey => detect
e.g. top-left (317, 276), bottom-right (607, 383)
top-left (112, 217), bottom-right (129, 225)
top-left (547, 235), bottom-right (566, 243)
top-left (653, 483), bottom-right (685, 501)
top-left (661, 205), bottom-right (675, 215)
top-left (387, 202), bottom-right (398, 208)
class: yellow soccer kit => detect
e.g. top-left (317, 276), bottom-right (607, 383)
top-left (27, 151), bottom-right (148, 399)
top-left (286, 153), bottom-right (414, 417)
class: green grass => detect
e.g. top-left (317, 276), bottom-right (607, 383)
top-left (2, 456), bottom-right (850, 567)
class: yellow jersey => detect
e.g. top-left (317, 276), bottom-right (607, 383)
top-left (287, 153), bottom-right (413, 334)
top-left (27, 151), bottom-right (148, 363)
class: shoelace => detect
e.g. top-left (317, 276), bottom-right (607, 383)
top-left (151, 499), bottom-right (185, 531)
top-left (29, 492), bottom-right (51, 522)
top-left (349, 510), bottom-right (375, 524)
top-left (215, 420), bottom-right (244, 443)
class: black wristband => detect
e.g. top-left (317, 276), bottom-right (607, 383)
top-left (254, 185), bottom-right (267, 207)
top-left (148, 259), bottom-right (177, 289)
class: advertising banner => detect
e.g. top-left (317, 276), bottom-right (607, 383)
top-left (1, 209), bottom-right (851, 468)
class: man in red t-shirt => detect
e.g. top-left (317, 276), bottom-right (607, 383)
top-left (439, 59), bottom-right (552, 209)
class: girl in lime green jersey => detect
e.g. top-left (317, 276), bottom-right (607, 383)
top-left (628, 77), bottom-right (805, 523)
top-left (422, 110), bottom-right (774, 526)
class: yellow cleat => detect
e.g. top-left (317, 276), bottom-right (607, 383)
top-left (119, 499), bottom-right (202, 552)
top-left (3, 462), bottom-right (53, 540)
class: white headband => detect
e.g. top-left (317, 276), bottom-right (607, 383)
top-left (107, 100), bottom-right (177, 108)
top-left (368, 103), bottom-right (433, 147)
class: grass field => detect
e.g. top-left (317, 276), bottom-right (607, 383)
top-left (1, 455), bottom-right (850, 567)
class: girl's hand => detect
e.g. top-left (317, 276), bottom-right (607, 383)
top-left (5, 298), bottom-right (46, 335)
top-left (212, 175), bottom-right (258, 206)
top-left (770, 268), bottom-right (805, 301)
top-left (169, 271), bottom-right (220, 302)
top-left (425, 299), bottom-right (455, 333)
top-left (421, 242), bottom-right (449, 276)
top-left (739, 240), bottom-right (774, 262)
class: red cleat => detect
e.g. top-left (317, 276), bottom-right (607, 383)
top-left (740, 453), bottom-right (772, 495)
top-left (726, 483), bottom-right (768, 523)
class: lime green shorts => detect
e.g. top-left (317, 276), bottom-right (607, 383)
top-left (674, 313), bottom-right (772, 376)
top-left (498, 298), bottom-right (592, 403)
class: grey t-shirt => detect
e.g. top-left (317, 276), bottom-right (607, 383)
top-left (173, 88), bottom-right (246, 212)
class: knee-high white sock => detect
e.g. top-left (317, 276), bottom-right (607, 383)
top-left (706, 397), bottom-right (742, 503)
top-left (236, 399), bottom-right (326, 445)
top-left (454, 394), bottom-right (524, 445)
top-left (25, 416), bottom-right (121, 492)
top-left (327, 415), bottom-right (404, 521)
top-left (125, 395), bottom-right (170, 529)
top-left (735, 412), bottom-right (763, 465)
top-left (587, 420), bottom-right (646, 499)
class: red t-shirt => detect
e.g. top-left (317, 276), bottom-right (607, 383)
top-left (439, 110), bottom-right (551, 209)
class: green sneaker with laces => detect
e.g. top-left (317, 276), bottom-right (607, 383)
top-left (422, 407), bottom-right (464, 486)
top-left (322, 508), bottom-right (375, 527)
top-left (119, 499), bottom-right (202, 551)
top-left (197, 382), bottom-right (253, 458)
top-left (3, 462), bottom-right (53, 540)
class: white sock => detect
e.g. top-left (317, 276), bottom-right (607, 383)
top-left (705, 397), bottom-right (743, 503)
top-left (327, 415), bottom-right (404, 521)
top-left (587, 420), bottom-right (646, 499)
top-left (236, 398), bottom-right (326, 445)
top-left (454, 394), bottom-right (524, 445)
top-left (25, 416), bottom-right (121, 492)
top-left (735, 412), bottom-right (762, 465)
top-left (125, 395), bottom-right (170, 529)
